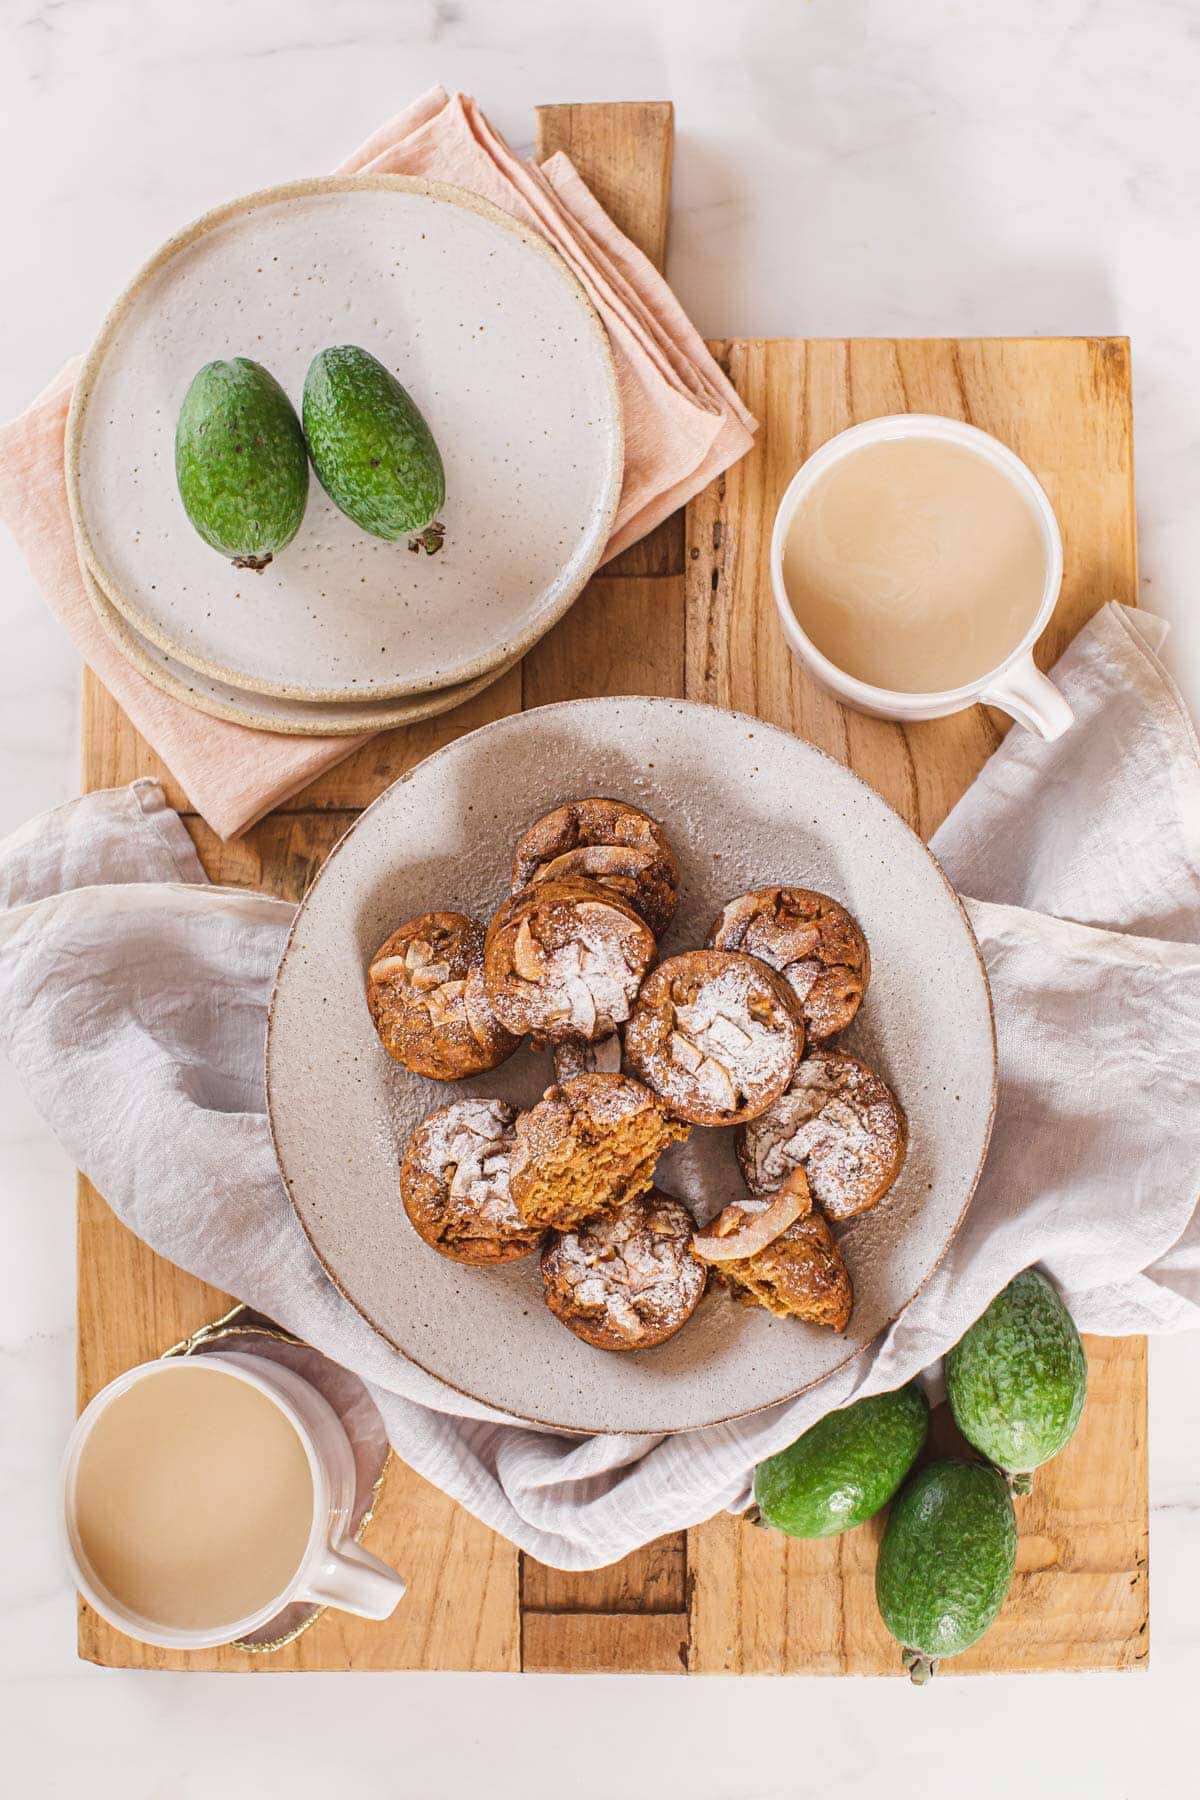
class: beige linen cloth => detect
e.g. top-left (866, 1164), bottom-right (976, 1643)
top-left (3, 602), bottom-right (1199, 1569)
top-left (0, 88), bottom-right (754, 842)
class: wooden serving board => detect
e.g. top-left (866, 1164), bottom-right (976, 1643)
top-left (76, 102), bottom-right (1148, 1675)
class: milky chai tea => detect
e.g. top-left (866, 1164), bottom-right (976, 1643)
top-left (72, 1362), bottom-right (315, 1633)
top-left (781, 435), bottom-right (1048, 694)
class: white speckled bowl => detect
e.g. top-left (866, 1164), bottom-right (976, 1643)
top-left (66, 177), bottom-right (622, 702)
top-left (267, 698), bottom-right (997, 1435)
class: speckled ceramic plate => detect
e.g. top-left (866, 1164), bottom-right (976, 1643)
top-left (266, 698), bottom-right (997, 1435)
top-left (66, 176), bottom-right (622, 702)
top-left (81, 563), bottom-right (519, 737)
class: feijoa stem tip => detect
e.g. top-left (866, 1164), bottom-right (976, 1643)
top-left (902, 1648), bottom-right (938, 1685)
top-left (408, 520), bottom-right (446, 556)
top-left (1008, 1471), bottom-right (1034, 1496)
top-left (232, 552), bottom-right (273, 572)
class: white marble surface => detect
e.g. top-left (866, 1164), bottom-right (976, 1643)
top-left (1, 1), bottom-right (1197, 1793)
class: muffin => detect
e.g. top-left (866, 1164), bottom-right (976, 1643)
top-left (483, 877), bottom-right (656, 1045)
top-left (708, 886), bottom-right (870, 1042)
top-left (692, 1176), bottom-right (852, 1330)
top-left (511, 797), bottom-right (679, 937)
top-left (737, 1048), bottom-right (906, 1221)
top-left (541, 1188), bottom-right (706, 1350)
top-left (367, 911), bottom-right (519, 1081)
top-left (400, 1099), bottom-right (542, 1265)
top-left (624, 949), bottom-right (803, 1126)
top-left (509, 1072), bottom-right (689, 1231)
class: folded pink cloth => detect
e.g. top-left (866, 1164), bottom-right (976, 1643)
top-left (0, 89), bottom-right (754, 840)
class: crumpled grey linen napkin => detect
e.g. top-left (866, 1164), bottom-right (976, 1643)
top-left (2, 603), bottom-right (1199, 1569)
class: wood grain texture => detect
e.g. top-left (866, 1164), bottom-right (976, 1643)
top-left (521, 1536), bottom-right (687, 1614)
top-left (521, 574), bottom-right (685, 708)
top-left (688, 1336), bottom-right (1147, 1676)
top-left (535, 101), bottom-right (674, 270)
top-left (182, 811), bottom-right (357, 898)
top-left (522, 1611), bottom-right (690, 1674)
top-left (76, 101), bottom-right (1147, 1676)
top-left (682, 328), bottom-right (1146, 1674)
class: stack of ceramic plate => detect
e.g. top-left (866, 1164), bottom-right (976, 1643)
top-left (65, 176), bottom-right (623, 735)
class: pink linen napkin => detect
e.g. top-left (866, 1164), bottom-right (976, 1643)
top-left (0, 88), bottom-right (755, 842)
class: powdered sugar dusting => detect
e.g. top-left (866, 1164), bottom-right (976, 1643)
top-left (740, 1051), bottom-right (905, 1220)
top-left (711, 887), bottom-right (868, 1040)
top-left (632, 954), bottom-right (799, 1117)
top-left (498, 887), bottom-right (650, 1038)
top-left (537, 916), bottom-right (643, 1035)
top-left (675, 966), bottom-right (783, 1099)
top-left (411, 1099), bottom-right (523, 1233)
top-left (543, 1193), bottom-right (705, 1346)
top-left (574, 1072), bottom-right (655, 1126)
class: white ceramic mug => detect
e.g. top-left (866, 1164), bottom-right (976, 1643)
top-left (62, 1351), bottom-right (406, 1651)
top-left (769, 414), bottom-right (1073, 739)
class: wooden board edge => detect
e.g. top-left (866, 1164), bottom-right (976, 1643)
top-left (535, 101), bottom-right (674, 271)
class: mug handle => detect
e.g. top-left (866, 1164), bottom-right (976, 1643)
top-left (980, 651), bottom-right (1073, 740)
top-left (301, 1538), bottom-right (407, 1620)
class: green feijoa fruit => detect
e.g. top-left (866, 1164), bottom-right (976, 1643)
top-left (946, 1268), bottom-right (1087, 1494)
top-left (753, 1384), bottom-right (929, 1539)
top-left (174, 358), bottom-right (308, 570)
top-left (875, 1458), bottom-right (1017, 1684)
top-left (302, 346), bottom-right (446, 550)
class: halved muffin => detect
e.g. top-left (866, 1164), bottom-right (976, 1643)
top-left (692, 1173), bottom-right (852, 1330)
top-left (509, 1072), bottom-right (689, 1231)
